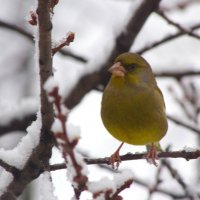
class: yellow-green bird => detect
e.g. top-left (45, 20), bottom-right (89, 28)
top-left (101, 53), bottom-right (168, 167)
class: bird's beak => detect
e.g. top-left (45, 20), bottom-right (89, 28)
top-left (108, 62), bottom-right (126, 77)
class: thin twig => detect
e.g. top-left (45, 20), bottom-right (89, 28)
top-left (137, 23), bottom-right (200, 54)
top-left (0, 20), bottom-right (33, 41)
top-left (52, 32), bottom-right (75, 55)
top-left (162, 160), bottom-right (197, 200)
top-left (167, 115), bottom-right (200, 135)
top-left (0, 159), bottom-right (20, 175)
top-left (147, 164), bottom-right (163, 200)
top-left (0, 113), bottom-right (36, 136)
top-left (160, 0), bottom-right (200, 12)
top-left (0, 20), bottom-right (86, 63)
top-left (48, 87), bottom-right (88, 198)
top-left (155, 70), bottom-right (200, 79)
top-left (49, 150), bottom-right (200, 170)
top-left (157, 10), bottom-right (200, 40)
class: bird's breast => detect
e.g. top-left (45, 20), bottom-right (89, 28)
top-left (101, 81), bottom-right (168, 145)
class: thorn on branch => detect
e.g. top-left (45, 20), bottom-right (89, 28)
top-left (52, 32), bottom-right (75, 56)
top-left (28, 11), bottom-right (37, 26)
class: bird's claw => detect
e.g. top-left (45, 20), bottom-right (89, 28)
top-left (108, 142), bottom-right (124, 169)
top-left (145, 143), bottom-right (158, 167)
top-left (109, 152), bottom-right (121, 169)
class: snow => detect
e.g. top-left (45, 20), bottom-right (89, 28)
top-left (51, 116), bottom-right (80, 143)
top-left (183, 146), bottom-right (199, 152)
top-left (1, 0), bottom-right (200, 199)
top-left (88, 169), bottom-right (134, 197)
top-left (44, 76), bottom-right (59, 94)
top-left (0, 169), bottom-right (13, 196)
top-left (39, 172), bottom-right (58, 200)
top-left (67, 124), bottom-right (81, 143)
top-left (0, 112), bottom-right (41, 169)
top-left (88, 177), bottom-right (114, 194)
top-left (66, 151), bottom-right (88, 188)
top-left (0, 97), bottom-right (38, 126)
top-left (114, 169), bottom-right (134, 188)
top-left (51, 118), bottom-right (62, 134)
top-left (0, 132), bottom-right (25, 150)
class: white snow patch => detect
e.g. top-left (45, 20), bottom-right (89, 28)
top-left (114, 169), bottom-right (134, 188)
top-left (88, 169), bottom-right (134, 197)
top-left (51, 120), bottom-right (80, 143)
top-left (67, 124), bottom-right (81, 143)
top-left (0, 169), bottom-right (13, 196)
top-left (44, 76), bottom-right (59, 93)
top-left (0, 98), bottom-right (38, 126)
top-left (66, 151), bottom-right (88, 188)
top-left (183, 146), bottom-right (199, 152)
top-left (39, 172), bottom-right (58, 200)
top-left (88, 177), bottom-right (114, 194)
top-left (44, 76), bottom-right (59, 102)
top-left (51, 118), bottom-right (62, 134)
top-left (0, 113), bottom-right (41, 169)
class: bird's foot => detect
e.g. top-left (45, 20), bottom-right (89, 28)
top-left (145, 143), bottom-right (158, 167)
top-left (108, 142), bottom-right (124, 169)
top-left (109, 152), bottom-right (121, 169)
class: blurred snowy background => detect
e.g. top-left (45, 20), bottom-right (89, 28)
top-left (0, 0), bottom-right (200, 199)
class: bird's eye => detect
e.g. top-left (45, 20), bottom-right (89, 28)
top-left (126, 64), bottom-right (136, 71)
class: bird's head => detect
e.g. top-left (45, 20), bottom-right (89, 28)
top-left (108, 53), bottom-right (151, 77)
top-left (108, 53), bottom-right (155, 85)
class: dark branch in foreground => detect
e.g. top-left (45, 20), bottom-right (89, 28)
top-left (0, 0), bottom-right (54, 199)
top-left (0, 159), bottom-right (20, 175)
top-left (49, 150), bottom-right (200, 171)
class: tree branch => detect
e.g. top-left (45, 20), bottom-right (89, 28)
top-left (49, 150), bottom-right (200, 170)
top-left (168, 115), bottom-right (200, 135)
top-left (0, 114), bottom-right (36, 136)
top-left (137, 23), bottom-right (200, 54)
top-left (64, 0), bottom-right (161, 109)
top-left (0, 159), bottom-right (20, 176)
top-left (0, 20), bottom-right (86, 63)
top-left (157, 10), bottom-right (200, 40)
top-left (156, 70), bottom-right (200, 79)
top-left (1, 1), bottom-right (54, 199)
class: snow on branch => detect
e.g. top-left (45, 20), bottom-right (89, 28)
top-left (39, 172), bottom-right (58, 200)
top-left (0, 0), bottom-right (55, 198)
top-left (44, 77), bottom-right (136, 199)
top-left (0, 20), bottom-right (86, 62)
top-left (52, 32), bottom-right (75, 56)
top-left (45, 79), bottom-right (88, 199)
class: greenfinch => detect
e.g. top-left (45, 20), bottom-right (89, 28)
top-left (101, 53), bottom-right (168, 167)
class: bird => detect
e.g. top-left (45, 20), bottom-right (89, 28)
top-left (101, 53), bottom-right (168, 168)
